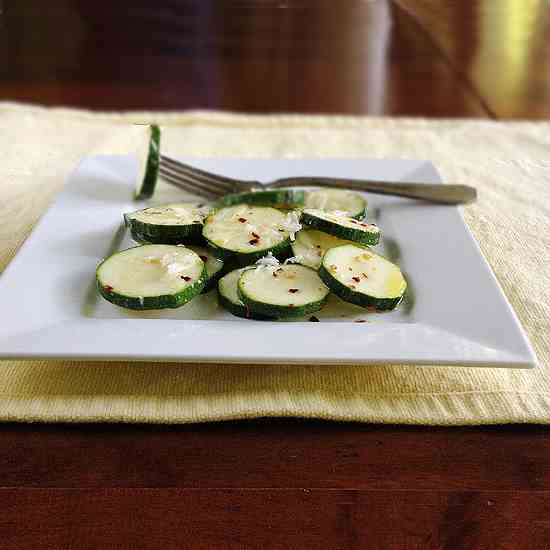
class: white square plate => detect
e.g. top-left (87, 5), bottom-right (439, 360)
top-left (0, 156), bottom-right (536, 368)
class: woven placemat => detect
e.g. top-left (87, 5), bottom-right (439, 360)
top-left (1, 102), bottom-right (549, 424)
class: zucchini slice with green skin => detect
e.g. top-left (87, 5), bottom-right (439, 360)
top-left (134, 124), bottom-right (161, 200)
top-left (217, 268), bottom-right (274, 320)
top-left (124, 203), bottom-right (209, 245)
top-left (238, 264), bottom-right (329, 318)
top-left (304, 189), bottom-right (367, 220)
top-left (218, 189), bottom-right (305, 210)
top-left (202, 205), bottom-right (299, 264)
top-left (291, 229), bottom-right (356, 269)
top-left (185, 245), bottom-right (224, 293)
top-left (96, 244), bottom-right (206, 310)
top-left (318, 244), bottom-right (406, 310)
top-left (300, 209), bottom-right (380, 246)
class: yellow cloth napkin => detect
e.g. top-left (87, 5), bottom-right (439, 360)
top-left (1, 101), bottom-right (549, 424)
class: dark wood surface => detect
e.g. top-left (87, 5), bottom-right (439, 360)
top-left (3, 421), bottom-right (550, 490)
top-left (397, 0), bottom-right (550, 119)
top-left (8, 0), bottom-right (550, 118)
top-left (2, 1), bottom-right (550, 548)
top-left (2, 422), bottom-right (550, 549)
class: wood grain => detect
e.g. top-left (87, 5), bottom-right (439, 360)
top-left (1, 0), bottom-right (487, 116)
top-left (2, 488), bottom-right (550, 550)
top-left (1, 421), bottom-right (550, 491)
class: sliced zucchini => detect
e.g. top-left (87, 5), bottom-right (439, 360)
top-left (304, 189), bottom-right (367, 220)
top-left (202, 205), bottom-right (297, 264)
top-left (124, 203), bottom-right (209, 244)
top-left (300, 208), bottom-right (380, 246)
top-left (291, 229), bottom-right (354, 269)
top-left (185, 245), bottom-right (224, 293)
top-left (218, 189), bottom-right (305, 210)
top-left (238, 264), bottom-right (329, 318)
top-left (134, 124), bottom-right (161, 200)
top-left (217, 268), bottom-right (273, 320)
top-left (318, 244), bottom-right (406, 310)
top-left (96, 244), bottom-right (206, 310)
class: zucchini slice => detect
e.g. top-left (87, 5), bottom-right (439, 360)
top-left (218, 189), bottom-right (305, 210)
top-left (124, 203), bottom-right (209, 244)
top-left (304, 189), bottom-right (367, 220)
top-left (318, 244), bottom-right (406, 310)
top-left (97, 244), bottom-right (206, 310)
top-left (300, 209), bottom-right (380, 246)
top-left (186, 245), bottom-right (224, 293)
top-left (291, 229), bottom-right (354, 269)
top-left (134, 124), bottom-right (161, 200)
top-left (238, 264), bottom-right (329, 318)
top-left (202, 205), bottom-right (299, 264)
top-left (217, 268), bottom-right (273, 320)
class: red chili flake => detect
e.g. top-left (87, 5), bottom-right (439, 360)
top-left (366, 306), bottom-right (378, 312)
top-left (103, 285), bottom-right (113, 292)
top-left (199, 255), bottom-right (208, 262)
top-left (238, 218), bottom-right (247, 223)
top-left (251, 232), bottom-right (260, 239)
top-left (352, 276), bottom-right (360, 283)
top-left (249, 238), bottom-right (259, 245)
top-left (288, 288), bottom-right (299, 294)
top-left (180, 276), bottom-right (192, 281)
top-left (309, 316), bottom-right (320, 322)
top-left (288, 304), bottom-right (295, 308)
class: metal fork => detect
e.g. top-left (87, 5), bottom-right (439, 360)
top-left (159, 155), bottom-right (477, 204)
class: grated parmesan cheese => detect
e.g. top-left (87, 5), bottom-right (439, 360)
top-left (254, 253), bottom-right (304, 273)
top-left (283, 255), bottom-right (304, 265)
top-left (143, 251), bottom-right (197, 277)
top-left (148, 252), bottom-right (194, 276)
top-left (278, 211), bottom-right (302, 241)
top-left (255, 252), bottom-right (280, 271)
top-left (168, 206), bottom-right (200, 219)
top-left (160, 252), bottom-right (180, 267)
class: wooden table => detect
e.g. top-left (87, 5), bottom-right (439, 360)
top-left (2, 2), bottom-right (550, 548)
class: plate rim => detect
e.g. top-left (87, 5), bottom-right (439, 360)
top-left (0, 155), bottom-right (537, 369)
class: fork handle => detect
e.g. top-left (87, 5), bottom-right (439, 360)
top-left (267, 178), bottom-right (477, 205)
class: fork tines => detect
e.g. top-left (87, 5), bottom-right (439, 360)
top-left (159, 155), bottom-right (235, 199)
